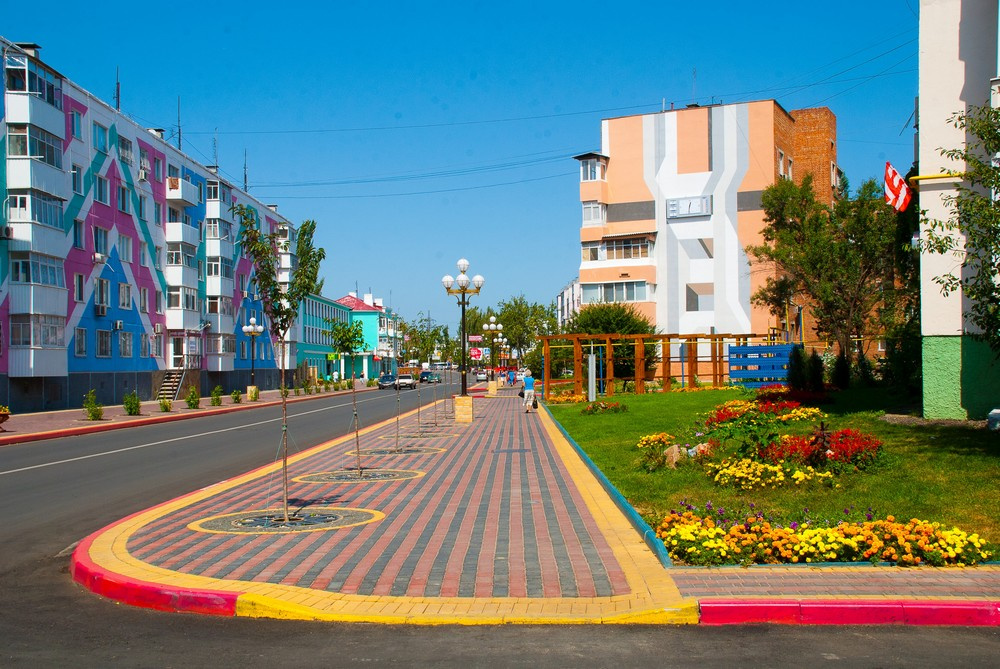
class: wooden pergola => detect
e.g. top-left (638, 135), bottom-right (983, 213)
top-left (537, 333), bottom-right (763, 400)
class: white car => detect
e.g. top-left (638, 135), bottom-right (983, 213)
top-left (475, 371), bottom-right (488, 382)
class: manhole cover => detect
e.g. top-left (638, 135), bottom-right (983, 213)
top-left (188, 506), bottom-right (384, 534)
top-left (296, 469), bottom-right (424, 483)
top-left (348, 446), bottom-right (445, 455)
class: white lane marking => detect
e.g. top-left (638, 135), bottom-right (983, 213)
top-left (0, 392), bottom-right (439, 477)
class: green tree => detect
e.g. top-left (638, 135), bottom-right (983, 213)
top-left (924, 104), bottom-right (1000, 357)
top-left (565, 302), bottom-right (657, 384)
top-left (404, 313), bottom-right (444, 365)
top-left (236, 205), bottom-right (326, 522)
top-left (325, 320), bottom-right (365, 376)
top-left (747, 175), bottom-right (905, 362)
top-left (497, 295), bottom-right (557, 364)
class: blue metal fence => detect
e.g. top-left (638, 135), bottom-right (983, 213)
top-left (728, 344), bottom-right (796, 388)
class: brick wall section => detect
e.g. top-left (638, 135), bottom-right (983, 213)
top-left (773, 104), bottom-right (796, 183)
top-left (790, 107), bottom-right (838, 204)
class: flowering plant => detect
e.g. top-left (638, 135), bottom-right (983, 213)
top-left (547, 392), bottom-right (588, 404)
top-left (705, 457), bottom-right (834, 491)
top-left (0, 405), bottom-right (9, 414)
top-left (580, 401), bottom-right (628, 415)
top-left (760, 428), bottom-right (882, 471)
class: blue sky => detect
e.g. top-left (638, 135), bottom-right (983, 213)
top-left (9, 1), bottom-right (919, 328)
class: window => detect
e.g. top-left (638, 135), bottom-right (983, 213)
top-left (582, 201), bottom-right (606, 226)
top-left (155, 290), bottom-right (162, 314)
top-left (606, 237), bottom-right (650, 260)
top-left (140, 241), bottom-right (148, 267)
top-left (117, 184), bottom-right (129, 213)
top-left (206, 256), bottom-right (235, 279)
top-left (205, 219), bottom-right (232, 240)
top-left (6, 190), bottom-right (64, 228)
top-left (94, 227), bottom-right (109, 255)
top-left (73, 220), bottom-right (84, 249)
top-left (119, 332), bottom-right (133, 358)
top-left (777, 149), bottom-right (785, 177)
top-left (167, 287), bottom-right (198, 310)
top-left (70, 111), bottom-right (82, 139)
top-left (786, 158), bottom-right (793, 180)
top-left (117, 136), bottom-right (133, 166)
top-left (4, 53), bottom-right (62, 108)
top-left (197, 182), bottom-right (204, 203)
top-left (167, 164), bottom-right (179, 178)
top-left (97, 330), bottom-right (111, 357)
top-left (119, 235), bottom-right (132, 263)
top-left (580, 158), bottom-right (605, 181)
top-left (94, 175), bottom-right (109, 205)
top-left (74, 274), bottom-right (84, 302)
top-left (7, 124), bottom-right (62, 168)
top-left (139, 147), bottom-right (150, 171)
top-left (140, 287), bottom-right (148, 313)
top-left (9, 315), bottom-right (65, 347)
top-left (166, 242), bottom-right (196, 267)
top-left (10, 252), bottom-right (66, 287)
top-left (581, 242), bottom-right (600, 262)
top-left (686, 283), bottom-right (714, 311)
top-left (72, 164), bottom-right (83, 194)
top-left (93, 123), bottom-right (108, 153)
top-left (154, 245), bottom-right (162, 269)
top-left (94, 278), bottom-right (110, 306)
top-left (75, 327), bottom-right (86, 356)
top-left (168, 207), bottom-right (181, 223)
top-left (140, 333), bottom-right (150, 358)
top-left (154, 202), bottom-right (162, 226)
top-left (138, 195), bottom-right (147, 221)
top-left (119, 283), bottom-right (132, 309)
top-left (206, 296), bottom-right (233, 316)
top-left (154, 157), bottom-right (163, 181)
top-left (581, 281), bottom-right (647, 304)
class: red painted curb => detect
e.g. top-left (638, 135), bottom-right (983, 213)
top-left (699, 599), bottom-right (1000, 626)
top-left (70, 530), bottom-right (238, 616)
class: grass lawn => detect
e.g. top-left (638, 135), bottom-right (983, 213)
top-left (547, 387), bottom-right (1000, 541)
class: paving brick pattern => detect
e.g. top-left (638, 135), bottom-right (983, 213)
top-left (125, 390), bottom-right (630, 599)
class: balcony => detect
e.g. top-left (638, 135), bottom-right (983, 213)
top-left (164, 221), bottom-right (201, 246)
top-left (165, 308), bottom-right (202, 332)
top-left (165, 177), bottom-right (198, 208)
top-left (206, 199), bottom-right (235, 223)
top-left (8, 347), bottom-right (66, 377)
top-left (3, 92), bottom-right (65, 137)
top-left (8, 284), bottom-right (67, 315)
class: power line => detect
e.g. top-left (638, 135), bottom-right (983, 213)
top-left (271, 171), bottom-right (575, 199)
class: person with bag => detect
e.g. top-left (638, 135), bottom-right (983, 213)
top-left (522, 369), bottom-right (536, 413)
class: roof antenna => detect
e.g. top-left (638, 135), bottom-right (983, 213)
top-left (114, 67), bottom-right (120, 111)
top-left (176, 96), bottom-right (182, 151)
top-left (692, 67), bottom-right (697, 103)
top-left (243, 150), bottom-right (249, 192)
top-left (212, 128), bottom-right (218, 166)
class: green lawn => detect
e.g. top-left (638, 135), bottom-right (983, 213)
top-left (547, 388), bottom-right (1000, 540)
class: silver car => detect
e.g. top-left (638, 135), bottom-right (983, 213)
top-left (395, 373), bottom-right (417, 390)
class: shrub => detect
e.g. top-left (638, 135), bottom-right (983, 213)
top-left (185, 386), bottom-right (200, 409)
top-left (210, 385), bottom-right (223, 406)
top-left (159, 398), bottom-right (173, 412)
top-left (787, 346), bottom-right (807, 391)
top-left (280, 385), bottom-right (289, 399)
top-left (807, 350), bottom-right (825, 392)
top-left (581, 401), bottom-right (628, 415)
top-left (122, 391), bottom-right (141, 416)
top-left (855, 353), bottom-right (877, 387)
top-left (231, 389), bottom-right (242, 404)
top-left (832, 352), bottom-right (851, 389)
top-left (83, 389), bottom-right (103, 421)
top-left (637, 432), bottom-right (675, 472)
top-left (248, 386), bottom-right (260, 402)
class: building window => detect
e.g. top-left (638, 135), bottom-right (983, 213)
top-left (140, 287), bottom-right (148, 313)
top-left (6, 190), bottom-right (64, 228)
top-left (4, 53), bottom-right (62, 108)
top-left (154, 245), bottom-right (162, 270)
top-left (154, 157), bottom-right (163, 181)
top-left (73, 220), bottom-right (84, 249)
top-left (197, 182), bottom-right (204, 203)
top-left (94, 227), bottom-right (109, 255)
top-left (580, 158), bottom-right (605, 181)
top-left (7, 124), bottom-right (63, 169)
top-left (606, 237), bottom-right (650, 260)
top-left (581, 242), bottom-right (600, 262)
top-left (9, 314), bottom-right (65, 347)
top-left (119, 332), bottom-right (133, 358)
top-left (206, 256), bottom-right (234, 279)
top-left (205, 219), bottom-right (232, 240)
top-left (140, 241), bottom-right (148, 267)
top-left (70, 111), bottom-right (82, 138)
top-left (786, 158), bottom-right (793, 180)
top-left (117, 185), bottom-right (129, 213)
top-left (168, 207), bottom-right (181, 223)
top-left (582, 201), bottom-right (606, 227)
top-left (117, 136), bottom-right (133, 166)
top-left (167, 242), bottom-right (196, 267)
top-left (95, 278), bottom-right (110, 306)
top-left (74, 273), bottom-right (84, 302)
top-left (139, 147), bottom-right (150, 171)
top-left (138, 195), bottom-right (147, 221)
top-left (10, 252), bottom-right (66, 287)
top-left (75, 327), bottom-right (86, 356)
top-left (154, 202), bottom-right (162, 226)
top-left (119, 283), bottom-right (132, 309)
top-left (140, 333), bottom-right (150, 358)
top-left (72, 164), bottom-right (83, 194)
top-left (155, 290), bottom-right (162, 314)
top-left (97, 330), bottom-right (111, 357)
top-left (167, 164), bottom-right (179, 178)
top-left (167, 287), bottom-right (198, 310)
top-left (93, 123), bottom-right (108, 153)
top-left (581, 281), bottom-right (647, 304)
top-left (94, 175), bottom-right (109, 205)
top-left (206, 296), bottom-right (233, 316)
top-left (119, 235), bottom-right (132, 263)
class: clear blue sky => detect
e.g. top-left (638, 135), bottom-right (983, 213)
top-left (9, 1), bottom-right (919, 329)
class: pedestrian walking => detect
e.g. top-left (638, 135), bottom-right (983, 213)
top-left (522, 369), bottom-right (535, 413)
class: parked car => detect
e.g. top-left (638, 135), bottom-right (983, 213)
top-left (377, 374), bottom-right (396, 389)
top-left (395, 373), bottom-right (417, 390)
top-left (419, 371), bottom-right (432, 383)
top-left (475, 370), bottom-right (488, 382)
top-left (515, 370), bottom-right (525, 382)
top-left (426, 373), bottom-right (441, 384)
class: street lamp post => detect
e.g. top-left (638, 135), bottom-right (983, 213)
top-left (442, 258), bottom-right (484, 397)
top-left (482, 316), bottom-right (503, 380)
top-left (242, 316), bottom-right (264, 390)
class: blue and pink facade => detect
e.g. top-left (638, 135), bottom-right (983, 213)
top-left (1, 39), bottom-right (297, 411)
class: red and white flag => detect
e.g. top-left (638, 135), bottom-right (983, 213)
top-left (884, 161), bottom-right (912, 212)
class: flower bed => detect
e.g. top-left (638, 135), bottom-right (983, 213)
top-left (581, 401), bottom-right (627, 415)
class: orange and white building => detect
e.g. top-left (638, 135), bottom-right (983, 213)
top-left (574, 101), bottom-right (839, 337)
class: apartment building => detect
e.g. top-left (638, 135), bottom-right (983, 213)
top-left (1, 39), bottom-right (297, 411)
top-left (574, 100), bottom-right (838, 338)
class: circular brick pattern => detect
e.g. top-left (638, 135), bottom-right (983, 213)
top-left (346, 446), bottom-right (446, 455)
top-left (295, 468), bottom-right (425, 483)
top-left (188, 506), bottom-right (384, 534)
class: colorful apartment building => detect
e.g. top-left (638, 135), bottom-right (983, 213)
top-left (1, 39), bottom-right (298, 411)
top-left (573, 101), bottom-right (839, 338)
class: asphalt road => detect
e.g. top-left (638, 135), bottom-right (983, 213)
top-left (1, 378), bottom-right (998, 667)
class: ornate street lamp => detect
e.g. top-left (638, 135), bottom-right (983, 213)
top-left (482, 316), bottom-right (503, 380)
top-left (442, 258), bottom-right (484, 396)
top-left (242, 316), bottom-right (265, 388)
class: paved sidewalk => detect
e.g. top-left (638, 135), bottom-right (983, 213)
top-left (10, 386), bottom-right (999, 625)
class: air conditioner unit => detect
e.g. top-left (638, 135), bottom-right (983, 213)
top-left (242, 290), bottom-right (248, 299)
top-left (113, 320), bottom-right (124, 330)
top-left (93, 252), bottom-right (107, 264)
top-left (154, 323), bottom-right (163, 334)
top-left (0, 226), bottom-right (12, 240)
top-left (138, 168), bottom-right (148, 181)
top-left (95, 304), bottom-right (107, 317)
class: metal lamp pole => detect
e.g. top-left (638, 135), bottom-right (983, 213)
top-left (242, 316), bottom-right (264, 388)
top-left (442, 258), bottom-right (484, 397)
top-left (483, 316), bottom-right (503, 380)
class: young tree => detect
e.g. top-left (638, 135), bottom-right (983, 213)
top-left (497, 295), bottom-right (557, 363)
top-left (747, 175), bottom-right (903, 361)
top-left (565, 302), bottom-right (657, 384)
top-left (236, 205), bottom-right (326, 522)
top-left (924, 104), bottom-right (1000, 357)
top-left (325, 319), bottom-right (366, 477)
